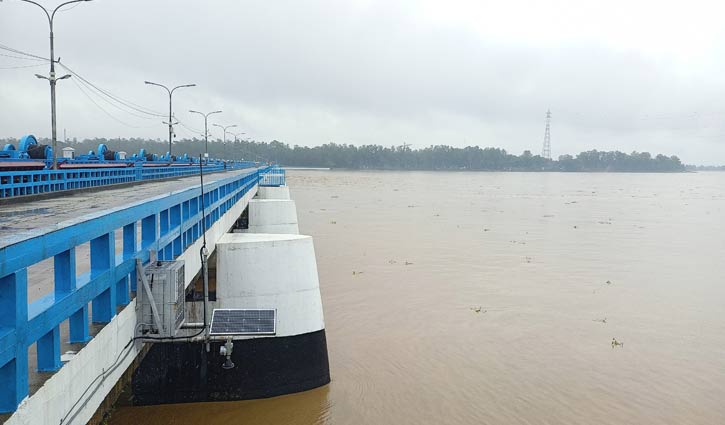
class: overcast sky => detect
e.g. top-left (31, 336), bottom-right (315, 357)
top-left (1, 0), bottom-right (725, 164)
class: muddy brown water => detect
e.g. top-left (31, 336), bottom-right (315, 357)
top-left (110, 170), bottom-right (725, 425)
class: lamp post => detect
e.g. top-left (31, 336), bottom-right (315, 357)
top-left (228, 131), bottom-right (245, 143)
top-left (189, 109), bottom-right (222, 156)
top-left (144, 81), bottom-right (195, 158)
top-left (13, 0), bottom-right (93, 169)
top-left (212, 123), bottom-right (237, 144)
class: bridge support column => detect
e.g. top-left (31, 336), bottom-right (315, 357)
top-left (0, 269), bottom-right (28, 413)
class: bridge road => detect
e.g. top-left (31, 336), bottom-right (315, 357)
top-left (0, 168), bottom-right (257, 397)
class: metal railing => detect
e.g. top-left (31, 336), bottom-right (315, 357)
top-left (0, 161), bottom-right (259, 199)
top-left (0, 166), bottom-right (274, 413)
top-left (258, 166), bottom-right (286, 187)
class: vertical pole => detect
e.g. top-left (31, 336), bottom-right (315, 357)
top-left (168, 91), bottom-right (173, 158)
top-left (49, 22), bottom-right (58, 170)
top-left (0, 269), bottom-right (29, 413)
top-left (204, 116), bottom-right (208, 156)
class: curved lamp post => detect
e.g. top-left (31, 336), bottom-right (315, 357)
top-left (189, 109), bottom-right (222, 155)
top-left (144, 81), bottom-right (195, 158)
top-left (228, 131), bottom-right (245, 143)
top-left (13, 0), bottom-right (93, 169)
top-left (212, 123), bottom-right (237, 144)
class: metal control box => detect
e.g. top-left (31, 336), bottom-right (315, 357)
top-left (138, 260), bottom-right (186, 337)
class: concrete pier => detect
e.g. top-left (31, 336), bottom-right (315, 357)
top-left (130, 185), bottom-right (330, 406)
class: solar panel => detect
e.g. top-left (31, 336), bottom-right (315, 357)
top-left (209, 309), bottom-right (276, 336)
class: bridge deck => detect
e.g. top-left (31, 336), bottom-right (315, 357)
top-left (0, 168), bottom-right (255, 249)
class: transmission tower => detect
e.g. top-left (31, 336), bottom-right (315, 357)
top-left (541, 109), bottom-right (552, 159)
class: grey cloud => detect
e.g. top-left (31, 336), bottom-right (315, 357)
top-left (1, 0), bottom-right (724, 164)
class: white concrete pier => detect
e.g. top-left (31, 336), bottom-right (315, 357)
top-left (216, 233), bottom-right (325, 337)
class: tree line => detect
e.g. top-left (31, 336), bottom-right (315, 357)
top-left (0, 136), bottom-right (686, 172)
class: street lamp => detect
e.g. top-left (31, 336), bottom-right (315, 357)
top-left (212, 123), bottom-right (237, 144)
top-left (144, 81), bottom-right (195, 158)
top-left (12, 0), bottom-right (93, 169)
top-left (189, 109), bottom-right (222, 156)
top-left (228, 131), bottom-right (245, 143)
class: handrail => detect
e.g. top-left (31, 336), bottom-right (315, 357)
top-left (0, 161), bottom-right (258, 199)
top-left (0, 165), bottom-right (274, 413)
top-left (259, 166), bottom-right (286, 187)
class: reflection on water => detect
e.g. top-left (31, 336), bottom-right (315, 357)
top-left (112, 385), bottom-right (331, 424)
top-left (111, 171), bottom-right (725, 425)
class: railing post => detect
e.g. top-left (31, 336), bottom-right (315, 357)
top-left (91, 232), bottom-right (116, 323)
top-left (159, 209), bottom-right (170, 260)
top-left (171, 204), bottom-right (182, 257)
top-left (53, 248), bottom-right (89, 343)
top-left (0, 269), bottom-right (29, 413)
top-left (121, 221), bottom-right (137, 298)
top-left (142, 214), bottom-right (158, 249)
top-left (37, 327), bottom-right (61, 372)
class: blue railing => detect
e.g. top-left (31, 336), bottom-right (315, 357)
top-left (0, 166), bottom-right (274, 413)
top-left (259, 167), bottom-right (286, 187)
top-left (0, 161), bottom-right (258, 199)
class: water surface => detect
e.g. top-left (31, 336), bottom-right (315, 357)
top-left (111, 170), bottom-right (725, 424)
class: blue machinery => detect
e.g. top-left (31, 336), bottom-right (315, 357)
top-left (0, 165), bottom-right (286, 413)
top-left (0, 135), bottom-right (252, 167)
top-left (0, 135), bottom-right (262, 199)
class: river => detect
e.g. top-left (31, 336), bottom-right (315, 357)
top-left (110, 170), bottom-right (725, 424)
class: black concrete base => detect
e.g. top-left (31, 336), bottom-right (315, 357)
top-left (131, 329), bottom-right (330, 406)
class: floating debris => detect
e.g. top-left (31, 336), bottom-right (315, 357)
top-left (470, 306), bottom-right (486, 314)
top-left (611, 338), bottom-right (624, 348)
top-left (483, 228), bottom-right (490, 232)
top-left (352, 271), bottom-right (364, 276)
top-left (573, 225), bottom-right (578, 229)
top-left (593, 318), bottom-right (607, 324)
top-left (404, 261), bottom-right (414, 266)
top-left (606, 280), bottom-right (612, 285)
top-left (434, 213), bottom-right (441, 217)
top-left (525, 256), bottom-right (532, 263)
top-left (388, 259), bottom-right (397, 264)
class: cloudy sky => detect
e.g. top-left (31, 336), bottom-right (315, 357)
top-left (1, 0), bottom-right (725, 164)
